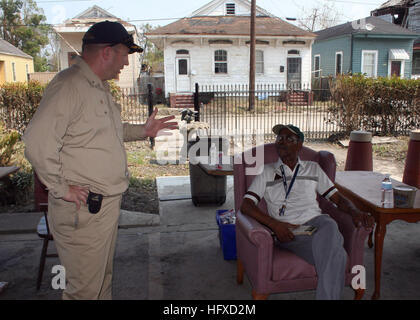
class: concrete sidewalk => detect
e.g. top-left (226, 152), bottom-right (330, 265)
top-left (1, 174), bottom-right (420, 300)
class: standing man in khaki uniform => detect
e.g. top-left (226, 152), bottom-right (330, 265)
top-left (23, 21), bottom-right (178, 299)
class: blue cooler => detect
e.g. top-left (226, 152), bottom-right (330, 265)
top-left (216, 209), bottom-right (237, 260)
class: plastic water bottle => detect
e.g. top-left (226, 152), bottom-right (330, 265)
top-left (217, 151), bottom-right (223, 169)
top-left (381, 174), bottom-right (393, 207)
top-left (209, 143), bottom-right (217, 165)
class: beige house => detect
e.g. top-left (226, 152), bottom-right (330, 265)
top-left (0, 39), bottom-right (34, 84)
top-left (54, 5), bottom-right (141, 89)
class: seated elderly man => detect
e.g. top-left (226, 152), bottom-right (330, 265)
top-left (240, 124), bottom-right (374, 300)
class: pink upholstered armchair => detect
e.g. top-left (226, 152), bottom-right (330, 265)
top-left (234, 143), bottom-right (371, 300)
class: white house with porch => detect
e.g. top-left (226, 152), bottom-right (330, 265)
top-left (146, 0), bottom-right (316, 107)
top-left (54, 6), bottom-right (141, 89)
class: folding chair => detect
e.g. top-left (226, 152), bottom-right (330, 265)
top-left (34, 172), bottom-right (58, 290)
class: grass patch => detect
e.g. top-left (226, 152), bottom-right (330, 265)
top-left (372, 136), bottom-right (409, 163)
top-left (126, 148), bottom-right (156, 165)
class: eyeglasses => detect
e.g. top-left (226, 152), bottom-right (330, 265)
top-left (276, 135), bottom-right (298, 144)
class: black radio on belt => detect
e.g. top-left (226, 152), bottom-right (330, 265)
top-left (87, 191), bottom-right (103, 214)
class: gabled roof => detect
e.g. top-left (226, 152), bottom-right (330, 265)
top-left (147, 16), bottom-right (315, 38)
top-left (188, 0), bottom-right (274, 18)
top-left (55, 5), bottom-right (134, 32)
top-left (73, 5), bottom-right (118, 20)
top-left (315, 16), bottom-right (419, 41)
top-left (0, 39), bottom-right (32, 59)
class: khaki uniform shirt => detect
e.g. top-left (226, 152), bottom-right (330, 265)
top-left (23, 56), bottom-right (145, 198)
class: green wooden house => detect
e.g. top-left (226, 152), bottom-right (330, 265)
top-left (312, 16), bottom-right (419, 81)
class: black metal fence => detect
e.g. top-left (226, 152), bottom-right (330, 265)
top-left (119, 84), bottom-right (155, 147)
top-left (195, 83), bottom-right (340, 143)
top-left (194, 83), bottom-right (419, 143)
top-left (112, 82), bottom-right (419, 149)
top-left (119, 86), bottom-right (152, 124)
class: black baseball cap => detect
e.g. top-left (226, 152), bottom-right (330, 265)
top-left (82, 21), bottom-right (143, 54)
top-left (272, 124), bottom-right (304, 142)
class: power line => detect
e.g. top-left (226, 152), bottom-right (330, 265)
top-left (324, 0), bottom-right (382, 5)
top-left (36, 0), bottom-right (93, 2)
top-left (0, 16), bottom-right (184, 28)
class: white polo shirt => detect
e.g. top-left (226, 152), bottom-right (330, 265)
top-left (244, 158), bottom-right (338, 225)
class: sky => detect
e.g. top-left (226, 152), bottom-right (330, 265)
top-left (34, 0), bottom-right (387, 29)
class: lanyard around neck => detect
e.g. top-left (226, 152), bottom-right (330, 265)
top-left (280, 164), bottom-right (300, 200)
top-left (278, 164), bottom-right (300, 216)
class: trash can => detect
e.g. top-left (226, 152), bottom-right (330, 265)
top-left (344, 130), bottom-right (373, 171)
top-left (188, 136), bottom-right (229, 206)
top-left (403, 129), bottom-right (420, 189)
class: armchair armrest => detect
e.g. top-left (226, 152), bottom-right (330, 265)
top-left (319, 197), bottom-right (372, 267)
top-left (318, 151), bottom-right (336, 182)
top-left (236, 211), bottom-right (275, 290)
top-left (236, 211), bottom-right (273, 247)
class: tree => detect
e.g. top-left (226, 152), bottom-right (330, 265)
top-left (0, 0), bottom-right (50, 71)
top-left (44, 32), bottom-right (60, 72)
top-left (295, 2), bottom-right (344, 32)
top-left (0, 0), bottom-right (21, 44)
top-left (138, 23), bottom-right (164, 74)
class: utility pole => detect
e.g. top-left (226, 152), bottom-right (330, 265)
top-left (311, 8), bottom-right (318, 32)
top-left (249, 0), bottom-right (256, 111)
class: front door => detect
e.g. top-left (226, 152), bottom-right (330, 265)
top-left (176, 57), bottom-right (191, 92)
top-left (287, 57), bottom-right (302, 89)
top-left (391, 61), bottom-right (402, 77)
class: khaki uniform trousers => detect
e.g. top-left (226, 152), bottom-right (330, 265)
top-left (47, 193), bottom-right (122, 300)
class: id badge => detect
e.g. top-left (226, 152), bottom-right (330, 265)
top-left (279, 200), bottom-right (287, 216)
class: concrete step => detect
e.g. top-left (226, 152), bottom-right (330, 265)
top-left (170, 94), bottom-right (195, 108)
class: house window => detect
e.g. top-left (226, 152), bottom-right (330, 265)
top-left (215, 50), bottom-right (227, 74)
top-left (178, 59), bottom-right (188, 75)
top-left (226, 3), bottom-right (235, 15)
top-left (336, 52), bottom-right (343, 75)
top-left (256, 50), bottom-right (264, 74)
top-left (314, 55), bottom-right (320, 78)
top-left (176, 49), bottom-right (189, 55)
top-left (209, 40), bottom-right (233, 45)
top-left (288, 50), bottom-right (300, 55)
top-left (362, 50), bottom-right (378, 78)
top-left (12, 62), bottom-right (16, 82)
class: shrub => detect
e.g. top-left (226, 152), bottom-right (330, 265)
top-left (0, 121), bottom-right (34, 206)
top-left (0, 81), bottom-right (46, 135)
top-left (329, 75), bottom-right (420, 136)
top-left (0, 122), bottom-right (20, 166)
top-left (9, 170), bottom-right (34, 204)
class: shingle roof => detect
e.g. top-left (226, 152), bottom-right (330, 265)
top-left (0, 39), bottom-right (32, 59)
top-left (147, 16), bottom-right (315, 38)
top-left (315, 16), bottom-right (419, 41)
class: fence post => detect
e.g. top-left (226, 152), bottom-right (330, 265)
top-left (147, 83), bottom-right (155, 148)
top-left (194, 83), bottom-right (200, 122)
